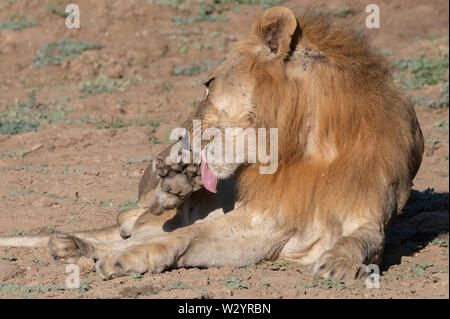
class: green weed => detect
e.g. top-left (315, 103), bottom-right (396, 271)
top-left (223, 276), bottom-right (249, 290)
top-left (46, 5), bottom-right (69, 17)
top-left (0, 89), bottom-right (72, 135)
top-left (168, 0), bottom-right (286, 26)
top-left (173, 60), bottom-right (221, 76)
top-left (407, 261), bottom-right (433, 277)
top-left (62, 166), bottom-right (98, 173)
top-left (125, 156), bottom-right (152, 165)
top-left (33, 38), bottom-right (104, 67)
top-left (0, 18), bottom-right (37, 31)
top-left (119, 285), bottom-right (159, 298)
top-left (332, 4), bottom-right (352, 18)
top-left (79, 74), bottom-right (141, 98)
top-left (393, 53), bottom-right (449, 90)
top-left (0, 149), bottom-right (25, 159)
top-left (162, 29), bottom-right (236, 54)
top-left (0, 0), bottom-right (16, 6)
top-left (94, 116), bottom-right (160, 129)
top-left (8, 188), bottom-right (33, 197)
top-left (118, 199), bottom-right (138, 212)
top-left (300, 278), bottom-right (347, 290)
top-left (148, 137), bottom-right (162, 144)
top-left (0, 254), bottom-right (17, 261)
top-left (429, 236), bottom-right (449, 247)
top-left (130, 272), bottom-right (143, 281)
top-left (168, 280), bottom-right (192, 290)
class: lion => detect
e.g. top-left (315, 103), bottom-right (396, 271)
top-left (0, 7), bottom-right (424, 281)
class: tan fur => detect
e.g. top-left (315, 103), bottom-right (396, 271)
top-left (0, 7), bottom-right (423, 281)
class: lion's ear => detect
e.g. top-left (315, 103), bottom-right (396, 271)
top-left (250, 7), bottom-right (299, 60)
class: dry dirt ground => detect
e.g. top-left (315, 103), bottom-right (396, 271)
top-left (0, 0), bottom-right (448, 299)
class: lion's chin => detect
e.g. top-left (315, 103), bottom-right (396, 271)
top-left (207, 162), bottom-right (240, 180)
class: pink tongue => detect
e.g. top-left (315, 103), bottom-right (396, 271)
top-left (201, 148), bottom-right (218, 193)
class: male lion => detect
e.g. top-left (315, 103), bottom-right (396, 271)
top-left (0, 7), bottom-right (424, 280)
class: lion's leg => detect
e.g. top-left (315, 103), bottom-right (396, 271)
top-left (48, 186), bottom-right (233, 263)
top-left (48, 230), bottom-right (171, 263)
top-left (47, 209), bottom-right (180, 263)
top-left (95, 208), bottom-right (294, 279)
top-left (312, 222), bottom-right (384, 280)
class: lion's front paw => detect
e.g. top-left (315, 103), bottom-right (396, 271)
top-left (312, 253), bottom-right (366, 280)
top-left (48, 233), bottom-right (94, 264)
top-left (95, 243), bottom-right (170, 280)
top-left (95, 247), bottom-right (148, 280)
top-left (154, 155), bottom-right (202, 198)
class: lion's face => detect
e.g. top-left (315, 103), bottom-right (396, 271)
top-left (192, 52), bottom-right (257, 179)
top-left (187, 8), bottom-right (301, 182)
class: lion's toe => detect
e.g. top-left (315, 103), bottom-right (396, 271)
top-left (313, 254), bottom-right (366, 281)
top-left (95, 249), bottom-right (148, 280)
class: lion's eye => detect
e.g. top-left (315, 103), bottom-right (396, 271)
top-left (203, 78), bottom-right (214, 100)
top-left (204, 78), bottom-right (215, 88)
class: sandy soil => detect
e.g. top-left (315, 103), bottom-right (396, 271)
top-left (0, 0), bottom-right (448, 299)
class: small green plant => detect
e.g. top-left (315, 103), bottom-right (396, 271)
top-left (46, 4), bottom-right (69, 17)
top-left (168, 280), bottom-right (191, 290)
top-left (437, 82), bottom-right (449, 108)
top-left (333, 4), bottom-right (352, 18)
top-left (376, 48), bottom-right (393, 56)
top-left (8, 188), bottom-right (33, 197)
top-left (79, 74), bottom-right (140, 98)
top-left (408, 261), bottom-right (433, 277)
top-left (0, 149), bottom-right (25, 159)
top-left (130, 272), bottom-right (144, 281)
top-left (0, 0), bottom-right (16, 6)
top-left (149, 137), bottom-right (164, 144)
top-left (430, 237), bottom-right (449, 247)
top-left (135, 118), bottom-right (162, 128)
top-left (300, 278), bottom-right (346, 290)
top-left (173, 60), bottom-right (221, 76)
top-left (393, 53), bottom-right (449, 90)
top-left (118, 199), bottom-right (138, 212)
top-left (382, 272), bottom-right (400, 281)
top-left (0, 18), bottom-right (37, 31)
top-left (223, 276), bottom-right (249, 290)
top-left (162, 80), bottom-right (174, 93)
top-left (119, 285), bottom-right (159, 298)
top-left (167, 0), bottom-right (286, 25)
top-left (425, 136), bottom-right (444, 144)
top-left (62, 166), bottom-right (98, 173)
top-left (433, 119), bottom-right (449, 128)
top-left (13, 230), bottom-right (23, 237)
top-left (0, 89), bottom-right (72, 135)
top-left (162, 29), bottom-right (236, 54)
top-left (125, 156), bottom-right (152, 165)
top-left (0, 254), bottom-right (17, 261)
top-left (94, 117), bottom-right (159, 129)
top-left (33, 38), bottom-right (104, 67)
top-left (95, 117), bottom-right (132, 129)
top-left (31, 258), bottom-right (44, 264)
top-left (100, 199), bottom-right (113, 207)
top-left (412, 83), bottom-right (449, 109)
top-left (0, 282), bottom-right (77, 297)
top-left (269, 259), bottom-right (288, 271)
top-left (259, 282), bottom-right (271, 287)
top-left (147, 0), bottom-right (189, 8)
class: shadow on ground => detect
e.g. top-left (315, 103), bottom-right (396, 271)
top-left (381, 188), bottom-right (449, 271)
